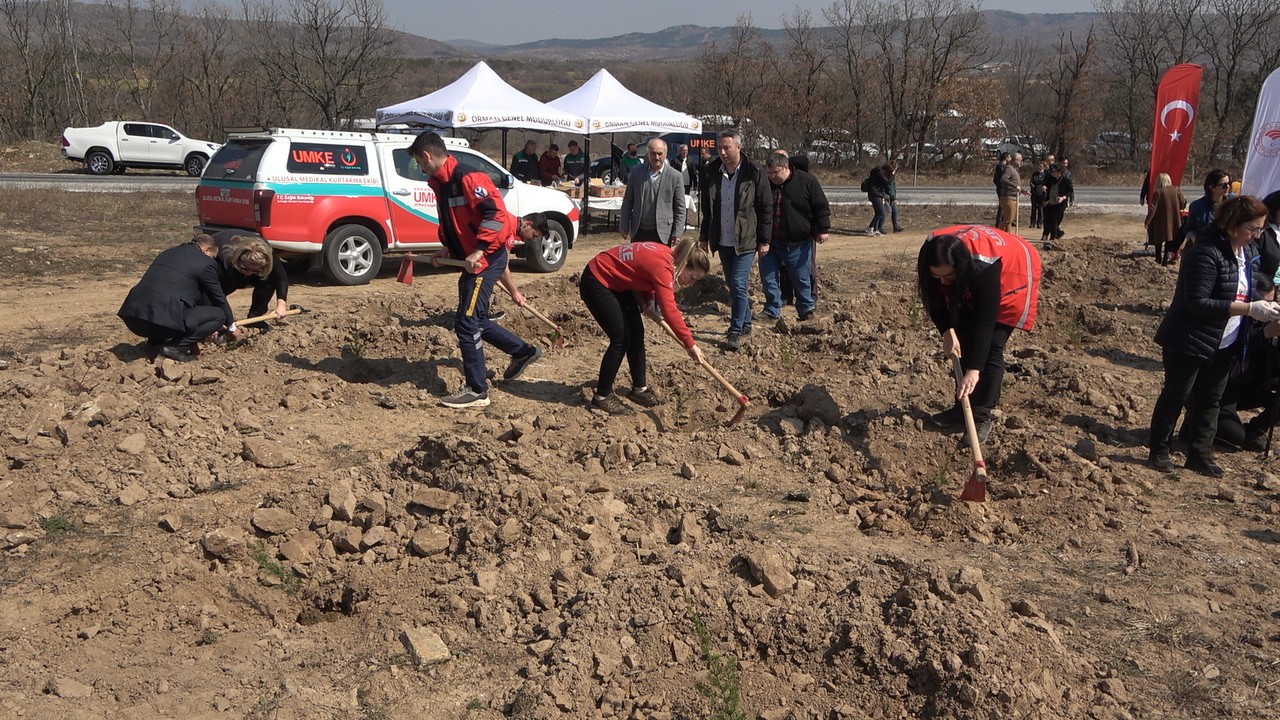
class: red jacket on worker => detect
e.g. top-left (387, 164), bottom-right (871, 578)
top-left (427, 154), bottom-right (516, 273)
top-left (588, 242), bottom-right (696, 348)
top-left (932, 224), bottom-right (1041, 331)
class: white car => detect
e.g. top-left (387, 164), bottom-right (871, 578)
top-left (61, 121), bottom-right (221, 176)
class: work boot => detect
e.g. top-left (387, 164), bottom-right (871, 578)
top-left (440, 386), bottom-right (490, 409)
top-left (1185, 454), bottom-right (1225, 478)
top-left (1147, 448), bottom-right (1175, 473)
top-left (725, 333), bottom-right (741, 351)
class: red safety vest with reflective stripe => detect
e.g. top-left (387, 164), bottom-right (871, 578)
top-left (931, 224), bottom-right (1042, 331)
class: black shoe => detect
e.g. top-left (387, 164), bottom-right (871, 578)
top-left (725, 333), bottom-right (741, 351)
top-left (1148, 448), bottom-right (1175, 473)
top-left (158, 345), bottom-right (197, 363)
top-left (255, 321), bottom-right (273, 333)
top-left (488, 309), bottom-right (507, 321)
top-left (761, 311), bottom-right (781, 321)
top-left (591, 393), bottom-right (634, 416)
top-left (973, 419), bottom-right (992, 444)
top-left (799, 310), bottom-right (815, 321)
top-left (626, 386), bottom-right (663, 408)
top-left (893, 226), bottom-right (904, 233)
top-left (1185, 455), bottom-right (1225, 478)
top-left (740, 325), bottom-right (753, 338)
top-left (1054, 231), bottom-right (1065, 240)
top-left (929, 406), bottom-right (964, 429)
top-left (503, 346), bottom-right (542, 380)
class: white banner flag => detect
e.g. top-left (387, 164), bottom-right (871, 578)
top-left (1242, 67), bottom-right (1280, 197)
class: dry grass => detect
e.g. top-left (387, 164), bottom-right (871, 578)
top-left (0, 189), bottom-right (195, 278)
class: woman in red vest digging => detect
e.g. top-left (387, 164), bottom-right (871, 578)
top-left (918, 225), bottom-right (1042, 444)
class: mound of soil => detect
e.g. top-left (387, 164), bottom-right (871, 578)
top-left (0, 214), bottom-right (1277, 719)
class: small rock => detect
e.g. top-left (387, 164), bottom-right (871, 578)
top-left (778, 417), bottom-right (805, 437)
top-left (328, 484), bottom-right (357, 521)
top-left (718, 445), bottom-right (744, 466)
top-left (212, 695), bottom-right (231, 711)
top-left (332, 525), bottom-right (362, 553)
top-left (400, 626), bottom-right (451, 667)
top-left (408, 526), bottom-right (450, 556)
top-left (279, 534), bottom-right (317, 563)
top-left (679, 462), bottom-right (697, 479)
top-left (241, 438), bottom-right (294, 469)
top-left (1074, 438), bottom-right (1099, 462)
top-left (158, 514), bottom-right (182, 532)
top-left (360, 525), bottom-right (389, 550)
top-left (1203, 664), bottom-right (1220, 679)
top-left (116, 433), bottom-right (147, 455)
top-left (0, 509), bottom-right (33, 529)
top-left (78, 625), bottom-right (100, 640)
top-left (201, 528), bottom-right (245, 561)
top-left (745, 549), bottom-right (796, 597)
top-left (251, 507), bottom-right (299, 535)
top-left (47, 676), bottom-right (92, 699)
top-left (1098, 677), bottom-right (1128, 701)
top-left (409, 488), bottom-right (461, 512)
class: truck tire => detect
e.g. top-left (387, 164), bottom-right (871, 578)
top-left (85, 150), bottom-right (115, 176)
top-left (523, 218), bottom-right (568, 273)
top-left (184, 154), bottom-right (208, 177)
top-left (322, 224), bottom-right (382, 285)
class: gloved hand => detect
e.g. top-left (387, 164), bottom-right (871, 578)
top-left (1246, 300), bottom-right (1280, 322)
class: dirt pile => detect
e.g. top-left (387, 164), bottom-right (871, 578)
top-left (1, 228), bottom-right (1279, 719)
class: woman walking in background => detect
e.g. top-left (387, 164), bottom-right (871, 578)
top-left (1145, 173), bottom-right (1186, 266)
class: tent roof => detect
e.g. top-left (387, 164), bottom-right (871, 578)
top-left (375, 61), bottom-right (587, 133)
top-left (548, 69), bottom-right (701, 135)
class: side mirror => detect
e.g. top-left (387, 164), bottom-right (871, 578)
top-left (497, 174), bottom-right (513, 189)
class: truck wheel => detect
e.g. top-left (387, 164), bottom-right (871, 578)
top-left (322, 225), bottom-right (382, 285)
top-left (523, 218), bottom-right (567, 273)
top-left (184, 154), bottom-right (208, 177)
top-left (85, 150), bottom-right (114, 176)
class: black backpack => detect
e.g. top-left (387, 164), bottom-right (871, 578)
top-left (860, 175), bottom-right (871, 193)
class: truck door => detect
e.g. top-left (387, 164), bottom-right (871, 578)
top-left (149, 124), bottom-right (186, 166)
top-left (118, 123), bottom-right (154, 163)
top-left (378, 144), bottom-right (442, 250)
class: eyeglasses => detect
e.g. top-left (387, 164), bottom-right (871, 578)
top-left (1215, 182), bottom-right (1231, 188)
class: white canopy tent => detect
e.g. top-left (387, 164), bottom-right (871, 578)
top-left (547, 69), bottom-right (702, 231)
top-left (375, 60), bottom-right (588, 134)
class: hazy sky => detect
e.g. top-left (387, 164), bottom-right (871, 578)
top-left (391, 0), bottom-right (1099, 45)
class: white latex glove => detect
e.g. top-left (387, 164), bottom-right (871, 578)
top-left (1247, 300), bottom-right (1280, 322)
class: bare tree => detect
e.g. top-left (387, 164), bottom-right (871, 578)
top-left (98, 0), bottom-right (184, 119)
top-left (822, 0), bottom-right (876, 157)
top-left (240, 0), bottom-right (400, 129)
top-left (766, 8), bottom-right (833, 150)
top-left (1196, 0), bottom-right (1280, 161)
top-left (0, 0), bottom-right (63, 138)
top-left (1041, 26), bottom-right (1100, 158)
top-left (692, 15), bottom-right (772, 132)
top-left (174, 1), bottom-right (237, 138)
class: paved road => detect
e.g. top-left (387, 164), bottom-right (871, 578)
top-left (0, 173), bottom-right (1146, 214)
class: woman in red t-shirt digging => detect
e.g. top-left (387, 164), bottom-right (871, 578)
top-left (579, 237), bottom-right (710, 415)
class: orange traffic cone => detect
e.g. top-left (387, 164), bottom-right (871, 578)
top-left (396, 255), bottom-right (414, 284)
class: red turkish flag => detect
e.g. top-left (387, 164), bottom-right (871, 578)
top-left (1148, 64), bottom-right (1203, 196)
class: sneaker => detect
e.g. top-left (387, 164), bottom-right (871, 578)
top-left (1185, 455), bottom-right (1225, 478)
top-left (929, 406), bottom-right (964, 428)
top-left (974, 419), bottom-right (992, 444)
top-left (740, 325), bottom-right (753, 338)
top-left (488, 309), bottom-right (507, 321)
top-left (626, 386), bottom-right (663, 408)
top-left (158, 345), bottom-right (197, 363)
top-left (591, 393), bottom-right (633, 416)
top-left (1147, 448), bottom-right (1175, 473)
top-left (441, 386), bottom-right (490, 409)
top-left (725, 333), bottom-right (741, 351)
top-left (503, 345), bottom-right (542, 380)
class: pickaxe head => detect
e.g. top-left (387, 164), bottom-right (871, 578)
top-left (726, 396), bottom-right (750, 426)
top-left (959, 461), bottom-right (989, 502)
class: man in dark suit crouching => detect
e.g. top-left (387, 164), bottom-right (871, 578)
top-left (118, 233), bottom-right (242, 362)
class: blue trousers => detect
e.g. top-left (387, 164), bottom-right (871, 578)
top-left (718, 245), bottom-right (756, 335)
top-left (455, 248), bottom-right (532, 392)
top-left (868, 195), bottom-right (886, 232)
top-left (759, 241), bottom-right (816, 316)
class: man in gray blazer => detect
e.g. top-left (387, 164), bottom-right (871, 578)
top-left (620, 138), bottom-right (687, 246)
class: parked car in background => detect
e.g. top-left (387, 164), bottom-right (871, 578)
top-left (997, 134), bottom-right (1047, 160)
top-left (894, 143), bottom-right (945, 164)
top-left (1088, 131), bottom-right (1151, 162)
top-left (61, 121), bottom-right (221, 176)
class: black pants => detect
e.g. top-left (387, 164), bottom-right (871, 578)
top-left (958, 323), bottom-right (1013, 423)
top-left (1043, 202), bottom-right (1066, 238)
top-left (122, 306), bottom-right (226, 349)
top-left (632, 227), bottom-right (663, 245)
top-left (1030, 198), bottom-right (1044, 226)
top-left (1149, 346), bottom-right (1237, 460)
top-left (579, 266), bottom-right (646, 397)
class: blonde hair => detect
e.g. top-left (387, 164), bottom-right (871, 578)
top-left (1156, 172), bottom-right (1172, 188)
top-left (226, 235), bottom-right (273, 279)
top-left (672, 236), bottom-right (711, 277)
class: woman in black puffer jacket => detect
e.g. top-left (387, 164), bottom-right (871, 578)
top-left (1148, 195), bottom-right (1280, 477)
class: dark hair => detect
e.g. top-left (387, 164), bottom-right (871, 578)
top-left (917, 234), bottom-right (978, 316)
top-left (1254, 271), bottom-right (1275, 299)
top-left (524, 212), bottom-right (549, 237)
top-left (1203, 168), bottom-right (1230, 193)
top-left (549, 143), bottom-right (559, 151)
top-left (1214, 194), bottom-right (1267, 233)
top-left (568, 140), bottom-right (579, 148)
top-left (192, 233), bottom-right (216, 250)
top-left (407, 131), bottom-right (446, 157)
top-left (999, 152), bottom-right (1012, 163)
top-left (1262, 189), bottom-right (1280, 223)
top-left (1048, 163), bottom-right (1063, 174)
top-left (765, 153), bottom-right (789, 170)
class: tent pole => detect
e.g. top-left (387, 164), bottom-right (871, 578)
top-left (502, 129), bottom-right (509, 167)
top-left (582, 135), bottom-right (592, 235)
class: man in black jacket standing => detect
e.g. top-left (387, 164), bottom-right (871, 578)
top-left (761, 152), bottom-right (830, 321)
top-left (118, 234), bottom-right (242, 362)
top-left (699, 129), bottom-right (772, 351)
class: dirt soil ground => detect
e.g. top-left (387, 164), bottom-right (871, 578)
top-left (0, 170), bottom-right (1278, 720)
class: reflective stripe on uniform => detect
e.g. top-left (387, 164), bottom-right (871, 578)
top-left (464, 279), bottom-right (483, 317)
top-left (480, 220), bottom-right (505, 232)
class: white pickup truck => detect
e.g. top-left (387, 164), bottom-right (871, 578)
top-left (61, 121), bottom-right (221, 176)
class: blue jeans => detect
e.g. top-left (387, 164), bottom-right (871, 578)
top-left (455, 248), bottom-right (532, 392)
top-left (868, 195), bottom-right (886, 232)
top-left (718, 245), bottom-right (755, 335)
top-left (889, 199), bottom-right (901, 230)
top-left (759, 241), bottom-right (815, 316)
